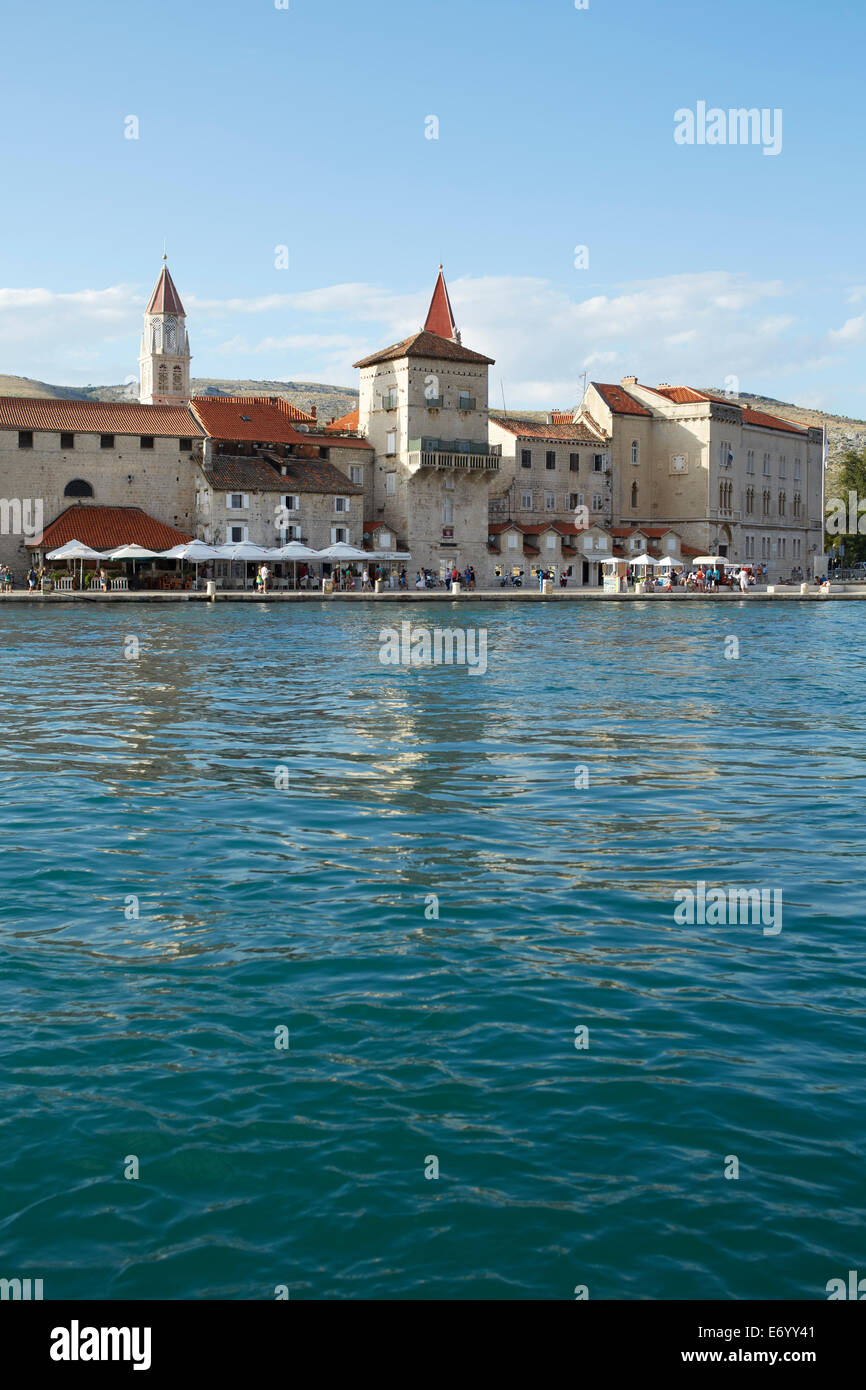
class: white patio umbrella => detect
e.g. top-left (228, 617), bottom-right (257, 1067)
top-left (45, 539), bottom-right (104, 588)
top-left (271, 540), bottom-right (321, 590)
top-left (628, 552), bottom-right (660, 567)
top-left (656, 555), bottom-right (684, 568)
top-left (317, 542), bottom-right (371, 591)
top-left (104, 543), bottom-right (163, 588)
top-left (216, 540), bottom-right (277, 589)
top-left (692, 555), bottom-right (734, 567)
top-left (161, 540), bottom-right (222, 587)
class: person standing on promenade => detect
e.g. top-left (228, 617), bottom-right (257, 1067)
top-left (739, 567), bottom-right (750, 593)
top-left (362, 566), bottom-right (372, 592)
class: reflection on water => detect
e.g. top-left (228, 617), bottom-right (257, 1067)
top-left (0, 601), bottom-right (864, 1299)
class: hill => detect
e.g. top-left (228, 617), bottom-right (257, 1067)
top-left (0, 375), bottom-right (359, 425)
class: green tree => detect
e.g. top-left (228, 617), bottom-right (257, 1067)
top-left (827, 448), bottom-right (866, 564)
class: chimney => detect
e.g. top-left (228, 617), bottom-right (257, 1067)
top-left (310, 406), bottom-right (317, 420)
top-left (620, 376), bottom-right (638, 386)
top-left (658, 383), bottom-right (672, 390)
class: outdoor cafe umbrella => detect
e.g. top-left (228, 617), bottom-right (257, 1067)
top-left (105, 543), bottom-right (164, 589)
top-left (216, 541), bottom-right (277, 589)
top-left (45, 538), bottom-right (104, 589)
top-left (271, 540), bottom-right (321, 590)
top-left (692, 556), bottom-right (734, 567)
top-left (161, 540), bottom-right (222, 587)
top-left (628, 552), bottom-right (660, 567)
top-left (656, 555), bottom-right (684, 567)
top-left (316, 541), bottom-right (372, 591)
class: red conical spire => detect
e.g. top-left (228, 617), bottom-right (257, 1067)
top-left (146, 257), bottom-right (185, 316)
top-left (424, 265), bottom-right (458, 340)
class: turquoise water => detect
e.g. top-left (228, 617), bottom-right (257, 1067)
top-left (1, 600), bottom-right (863, 1301)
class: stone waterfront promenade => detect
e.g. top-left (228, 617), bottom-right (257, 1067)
top-left (1, 588), bottom-right (863, 604)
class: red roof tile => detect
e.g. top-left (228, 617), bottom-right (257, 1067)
top-left (0, 396), bottom-right (199, 436)
top-left (146, 262), bottom-right (186, 316)
top-left (654, 385), bottom-right (809, 436)
top-left (489, 415), bottom-right (599, 442)
top-left (424, 267), bottom-right (458, 339)
top-left (549, 411), bottom-right (575, 424)
top-left (592, 383), bottom-right (652, 417)
top-left (354, 330), bottom-right (493, 368)
top-left (326, 407), bottom-right (360, 432)
top-left (189, 395), bottom-right (317, 443)
top-left (32, 504), bottom-right (192, 551)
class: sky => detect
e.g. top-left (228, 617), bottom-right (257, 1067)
top-left (1, 0), bottom-right (865, 416)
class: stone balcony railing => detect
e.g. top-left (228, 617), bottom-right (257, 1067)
top-left (408, 450), bottom-right (500, 472)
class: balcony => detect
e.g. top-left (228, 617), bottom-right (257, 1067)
top-left (457, 397), bottom-right (477, 411)
top-left (409, 450), bottom-right (500, 473)
top-left (425, 397), bottom-right (444, 409)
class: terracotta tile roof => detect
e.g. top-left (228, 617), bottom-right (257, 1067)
top-left (489, 519), bottom-right (590, 537)
top-left (424, 268), bottom-right (459, 339)
top-left (189, 395), bottom-right (315, 442)
top-left (31, 504), bottom-right (192, 551)
top-left (0, 396), bottom-right (200, 437)
top-left (326, 407), bottom-right (360, 432)
top-left (488, 415), bottom-right (599, 442)
top-left (146, 263), bottom-right (186, 316)
top-left (681, 543), bottom-right (703, 556)
top-left (592, 383), bottom-right (652, 417)
top-left (354, 330), bottom-right (494, 368)
top-left (654, 385), bottom-right (809, 436)
top-left (204, 453), bottom-right (363, 495)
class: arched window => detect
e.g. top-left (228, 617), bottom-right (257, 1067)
top-left (173, 365), bottom-right (183, 392)
top-left (158, 364), bottom-right (168, 391)
top-left (631, 440), bottom-right (639, 465)
top-left (64, 478), bottom-right (93, 498)
top-left (631, 481), bottom-right (638, 508)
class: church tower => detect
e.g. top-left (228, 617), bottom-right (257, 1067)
top-left (139, 256), bottom-right (191, 404)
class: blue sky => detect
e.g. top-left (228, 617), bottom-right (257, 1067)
top-left (1, 0), bottom-right (864, 415)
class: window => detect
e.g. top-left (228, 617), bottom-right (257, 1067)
top-left (545, 533), bottom-right (557, 550)
top-left (593, 454), bottom-right (604, 472)
top-left (158, 365), bottom-right (168, 392)
top-left (762, 452), bottom-right (771, 476)
top-left (381, 389), bottom-right (398, 410)
top-left (60, 432), bottom-right (75, 450)
top-left (631, 481), bottom-right (638, 508)
top-left (780, 537), bottom-right (786, 559)
top-left (349, 466), bottom-right (363, 485)
top-left (459, 390), bottom-right (473, 410)
top-left (746, 450), bottom-right (755, 474)
top-left (18, 431), bottom-right (33, 448)
top-left (140, 435), bottom-right (154, 449)
top-left (444, 476), bottom-right (454, 490)
top-left (569, 453), bottom-right (580, 472)
top-left (568, 492), bottom-right (581, 510)
top-left (282, 495), bottom-right (299, 512)
top-left (506, 532), bottom-right (519, 549)
top-left (779, 454), bottom-right (787, 478)
top-left (592, 493), bottom-right (603, 511)
top-left (745, 487), bottom-right (754, 515)
top-left (228, 525), bottom-right (248, 543)
top-left (100, 434), bottom-right (114, 449)
top-left (335, 496), bottom-right (349, 513)
top-left (386, 431), bottom-right (397, 455)
top-left (179, 438), bottom-right (193, 452)
top-left (386, 473), bottom-right (397, 495)
top-left (794, 458), bottom-right (801, 481)
top-left (331, 526), bottom-right (348, 544)
top-left (379, 531), bottom-right (393, 549)
top-left (227, 493), bottom-right (249, 510)
top-left (443, 497), bottom-right (454, 525)
top-left (545, 451), bottom-right (556, 470)
top-left (778, 491), bottom-right (786, 517)
top-left (64, 478), bottom-right (93, 498)
top-left (173, 366), bottom-right (183, 392)
top-left (545, 491), bottom-right (556, 511)
top-left (631, 440), bottom-right (639, 465)
top-left (793, 492), bottom-right (802, 518)
top-left (720, 440), bottom-right (732, 469)
top-left (521, 491), bottom-right (533, 510)
top-left (521, 449), bottom-right (532, 469)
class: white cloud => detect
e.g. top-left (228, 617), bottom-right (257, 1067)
top-left (0, 270), bottom-right (863, 410)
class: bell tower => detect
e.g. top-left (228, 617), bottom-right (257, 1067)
top-left (139, 256), bottom-right (191, 404)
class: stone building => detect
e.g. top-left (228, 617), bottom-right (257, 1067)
top-left (187, 395), bottom-right (372, 550)
top-left (354, 269), bottom-right (501, 580)
top-left (572, 379), bottom-right (824, 575)
top-left (0, 396), bottom-right (201, 572)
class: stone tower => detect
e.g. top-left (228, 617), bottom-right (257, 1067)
top-left (139, 257), bottom-right (191, 405)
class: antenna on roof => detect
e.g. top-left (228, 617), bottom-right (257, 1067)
top-left (500, 379), bottom-right (507, 415)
